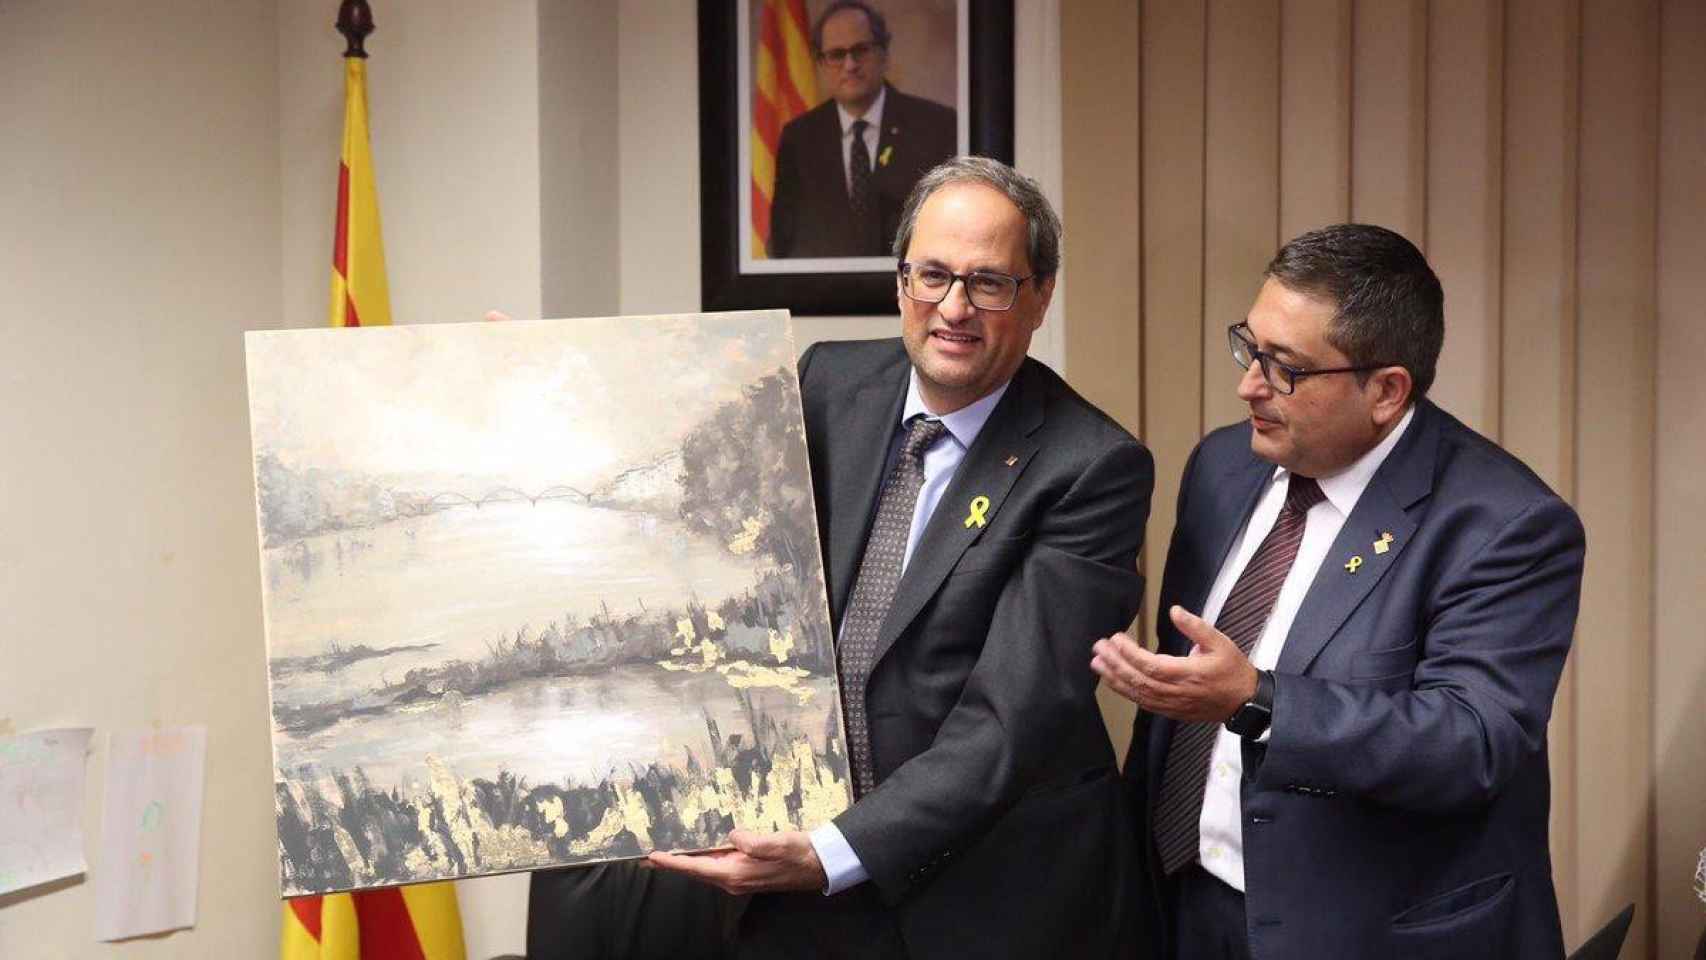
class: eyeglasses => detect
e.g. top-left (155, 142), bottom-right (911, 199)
top-left (900, 262), bottom-right (1035, 312)
top-left (817, 41), bottom-right (883, 66)
top-left (1228, 323), bottom-right (1391, 395)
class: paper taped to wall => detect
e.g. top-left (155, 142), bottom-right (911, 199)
top-left (0, 727), bottom-right (94, 896)
top-left (93, 725), bottom-right (207, 941)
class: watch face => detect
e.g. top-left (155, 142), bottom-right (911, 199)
top-left (1227, 702), bottom-right (1271, 738)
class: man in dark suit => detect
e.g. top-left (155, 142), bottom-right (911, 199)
top-left (766, 1), bottom-right (957, 259)
top-left (1093, 224), bottom-right (1585, 959)
top-left (653, 156), bottom-right (1154, 958)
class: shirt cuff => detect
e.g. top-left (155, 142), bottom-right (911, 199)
top-left (808, 822), bottom-right (869, 895)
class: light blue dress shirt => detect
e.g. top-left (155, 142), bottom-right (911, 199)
top-left (808, 370), bottom-right (1010, 894)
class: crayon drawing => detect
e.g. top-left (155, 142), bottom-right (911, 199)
top-left (244, 312), bottom-right (848, 896)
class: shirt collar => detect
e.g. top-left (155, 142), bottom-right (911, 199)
top-left (1275, 404), bottom-right (1416, 516)
top-left (837, 85), bottom-right (887, 137)
top-left (901, 369), bottom-right (1009, 450)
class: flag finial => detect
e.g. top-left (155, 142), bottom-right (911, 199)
top-left (336, 0), bottom-right (374, 59)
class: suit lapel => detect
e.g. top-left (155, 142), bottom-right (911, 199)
top-left (826, 362), bottom-right (909, 626)
top-left (869, 366), bottom-right (1044, 668)
top-left (1187, 455), bottom-right (1274, 629)
top-left (1276, 403), bottom-right (1438, 674)
top-left (872, 108), bottom-right (907, 194)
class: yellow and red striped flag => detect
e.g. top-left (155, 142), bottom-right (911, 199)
top-left (751, 0), bottom-right (817, 257)
top-left (329, 55), bottom-right (391, 328)
top-left (281, 884), bottom-right (465, 960)
top-left (280, 36), bottom-right (466, 960)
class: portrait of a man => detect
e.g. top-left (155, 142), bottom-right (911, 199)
top-left (753, 0), bottom-right (960, 262)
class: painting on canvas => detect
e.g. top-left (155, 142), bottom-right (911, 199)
top-left (244, 311), bottom-right (848, 896)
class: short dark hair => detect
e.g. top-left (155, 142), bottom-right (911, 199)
top-left (811, 1), bottom-right (891, 56)
top-left (1264, 223), bottom-right (1444, 398)
top-left (892, 156), bottom-right (1063, 279)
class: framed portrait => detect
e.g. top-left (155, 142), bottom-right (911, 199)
top-left (698, 0), bottom-right (1015, 315)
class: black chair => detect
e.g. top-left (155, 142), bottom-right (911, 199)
top-left (1566, 903), bottom-right (1634, 960)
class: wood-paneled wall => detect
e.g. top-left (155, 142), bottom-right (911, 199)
top-left (1061, 2), bottom-right (1704, 956)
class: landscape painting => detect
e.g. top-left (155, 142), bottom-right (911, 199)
top-left (244, 311), bottom-right (849, 896)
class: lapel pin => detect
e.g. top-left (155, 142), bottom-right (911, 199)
top-left (1373, 531), bottom-right (1395, 555)
top-left (1004, 455), bottom-right (1018, 467)
top-left (1345, 556), bottom-right (1364, 574)
top-left (879, 145), bottom-right (895, 167)
top-left (964, 495), bottom-right (991, 529)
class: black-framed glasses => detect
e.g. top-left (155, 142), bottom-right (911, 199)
top-left (1228, 323), bottom-right (1391, 395)
top-left (899, 262), bottom-right (1035, 312)
top-left (817, 41), bottom-right (883, 66)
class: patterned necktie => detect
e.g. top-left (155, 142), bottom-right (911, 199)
top-left (1153, 474), bottom-right (1326, 874)
top-left (838, 415), bottom-right (947, 797)
top-left (848, 119), bottom-right (874, 226)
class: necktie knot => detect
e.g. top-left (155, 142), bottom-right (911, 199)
top-left (1284, 474), bottom-right (1325, 516)
top-left (901, 416), bottom-right (947, 462)
top-left (851, 118), bottom-right (869, 137)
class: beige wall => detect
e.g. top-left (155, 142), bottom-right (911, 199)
top-left (0, 2), bottom-right (282, 958)
top-left (1063, 1), bottom-right (1706, 957)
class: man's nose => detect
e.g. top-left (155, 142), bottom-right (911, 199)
top-left (937, 280), bottom-right (976, 323)
top-left (1235, 358), bottom-right (1271, 400)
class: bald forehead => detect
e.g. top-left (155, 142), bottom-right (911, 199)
top-left (914, 183), bottom-right (1028, 262)
top-left (821, 7), bottom-right (875, 43)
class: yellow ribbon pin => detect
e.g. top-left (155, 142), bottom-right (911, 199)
top-left (964, 495), bottom-right (990, 529)
top-left (1345, 556), bottom-right (1363, 574)
top-left (879, 145), bottom-right (894, 167)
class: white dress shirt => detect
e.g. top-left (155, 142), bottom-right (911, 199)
top-left (809, 370), bottom-right (1010, 894)
top-left (836, 86), bottom-right (886, 193)
top-left (1196, 406), bottom-right (1414, 892)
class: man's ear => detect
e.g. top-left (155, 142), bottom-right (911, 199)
top-left (1369, 366), bottom-right (1413, 426)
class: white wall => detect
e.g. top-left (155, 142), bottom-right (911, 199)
top-left (280, 0), bottom-right (545, 332)
top-left (0, 2), bottom-right (282, 957)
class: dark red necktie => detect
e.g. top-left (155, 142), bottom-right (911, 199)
top-left (1153, 475), bottom-right (1325, 874)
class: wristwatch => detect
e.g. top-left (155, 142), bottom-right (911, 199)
top-left (1224, 669), bottom-right (1275, 739)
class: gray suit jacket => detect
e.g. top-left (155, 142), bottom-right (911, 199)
top-left (770, 338), bottom-right (1155, 958)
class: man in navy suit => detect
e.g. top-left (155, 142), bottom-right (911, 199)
top-left (766, 1), bottom-right (957, 259)
top-left (1094, 224), bottom-right (1584, 959)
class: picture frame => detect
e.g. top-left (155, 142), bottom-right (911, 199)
top-left (698, 0), bottom-right (1015, 315)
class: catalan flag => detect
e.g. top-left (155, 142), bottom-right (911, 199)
top-left (280, 33), bottom-right (465, 960)
top-left (328, 55), bottom-right (391, 328)
top-left (280, 884), bottom-right (465, 960)
top-left (751, 0), bottom-right (817, 258)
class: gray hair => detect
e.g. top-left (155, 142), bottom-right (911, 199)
top-left (891, 156), bottom-right (1063, 279)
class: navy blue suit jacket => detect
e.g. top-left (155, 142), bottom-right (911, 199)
top-left (1126, 400), bottom-right (1583, 959)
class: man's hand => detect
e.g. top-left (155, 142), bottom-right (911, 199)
top-left (1091, 605), bottom-right (1259, 723)
top-left (646, 828), bottom-right (827, 895)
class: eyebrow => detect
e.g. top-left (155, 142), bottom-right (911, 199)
top-left (1247, 329), bottom-right (1312, 366)
top-left (912, 257), bottom-right (1016, 275)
